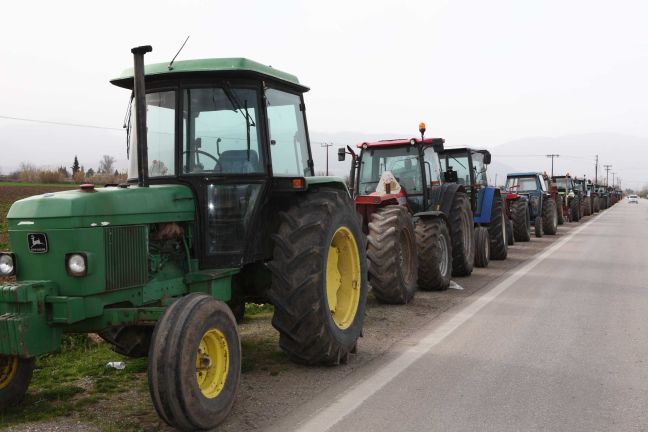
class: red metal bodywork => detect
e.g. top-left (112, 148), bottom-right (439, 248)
top-left (355, 190), bottom-right (408, 234)
top-left (357, 137), bottom-right (439, 149)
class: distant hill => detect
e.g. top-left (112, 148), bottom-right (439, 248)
top-left (489, 133), bottom-right (647, 189)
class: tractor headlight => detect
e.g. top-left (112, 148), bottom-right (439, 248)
top-left (0, 253), bottom-right (15, 276)
top-left (66, 253), bottom-right (87, 277)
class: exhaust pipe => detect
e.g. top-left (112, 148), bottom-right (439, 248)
top-left (131, 45), bottom-right (152, 187)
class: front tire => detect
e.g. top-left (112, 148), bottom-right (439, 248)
top-left (268, 188), bottom-right (367, 365)
top-left (0, 355), bottom-right (34, 409)
top-left (506, 218), bottom-right (515, 246)
top-left (570, 197), bottom-right (580, 222)
top-left (556, 197), bottom-right (565, 225)
top-left (148, 294), bottom-right (241, 431)
top-left (488, 196), bottom-right (507, 260)
top-left (367, 206), bottom-right (417, 304)
top-left (474, 226), bottom-right (490, 268)
top-left (416, 217), bottom-right (452, 291)
top-left (511, 199), bottom-right (530, 242)
top-left (534, 216), bottom-right (543, 238)
top-left (448, 192), bottom-right (475, 276)
top-left (542, 198), bottom-right (558, 235)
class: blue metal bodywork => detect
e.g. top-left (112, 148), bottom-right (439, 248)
top-left (473, 187), bottom-right (496, 224)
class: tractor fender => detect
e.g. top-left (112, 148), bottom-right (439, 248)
top-left (413, 210), bottom-right (447, 220)
top-left (304, 176), bottom-right (351, 196)
top-left (430, 183), bottom-right (466, 216)
top-left (474, 187), bottom-right (500, 224)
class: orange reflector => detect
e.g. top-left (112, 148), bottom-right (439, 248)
top-left (292, 178), bottom-right (305, 189)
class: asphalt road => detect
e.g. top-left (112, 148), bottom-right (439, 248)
top-left (271, 200), bottom-right (648, 432)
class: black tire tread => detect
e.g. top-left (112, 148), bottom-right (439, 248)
top-left (416, 217), bottom-right (452, 291)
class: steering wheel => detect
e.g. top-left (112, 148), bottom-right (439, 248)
top-left (182, 150), bottom-right (219, 171)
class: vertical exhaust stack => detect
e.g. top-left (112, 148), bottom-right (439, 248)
top-left (131, 45), bottom-right (152, 187)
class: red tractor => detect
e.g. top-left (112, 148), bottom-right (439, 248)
top-left (339, 125), bottom-right (474, 304)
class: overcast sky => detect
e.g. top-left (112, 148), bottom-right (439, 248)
top-left (1, 0), bottom-right (646, 185)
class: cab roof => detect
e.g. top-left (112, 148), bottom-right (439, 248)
top-left (357, 138), bottom-right (444, 149)
top-left (507, 172), bottom-right (540, 177)
top-left (110, 57), bottom-right (308, 92)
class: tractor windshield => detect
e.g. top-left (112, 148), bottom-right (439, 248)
top-left (506, 176), bottom-right (539, 192)
top-left (554, 177), bottom-right (571, 190)
top-left (183, 87), bottom-right (263, 174)
top-left (440, 154), bottom-right (471, 186)
top-left (358, 146), bottom-right (423, 195)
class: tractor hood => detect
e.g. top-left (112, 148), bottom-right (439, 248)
top-left (8, 185), bottom-right (195, 230)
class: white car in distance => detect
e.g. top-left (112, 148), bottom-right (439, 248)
top-left (628, 194), bottom-right (639, 204)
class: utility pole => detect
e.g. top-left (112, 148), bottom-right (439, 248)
top-left (321, 142), bottom-right (333, 176)
top-left (594, 155), bottom-right (599, 184)
top-left (603, 164), bottom-right (612, 186)
top-left (612, 172), bottom-right (616, 187)
top-left (546, 154), bottom-right (559, 177)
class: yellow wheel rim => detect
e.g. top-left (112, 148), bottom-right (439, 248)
top-left (195, 329), bottom-right (229, 399)
top-left (0, 355), bottom-right (18, 390)
top-left (326, 226), bottom-right (361, 330)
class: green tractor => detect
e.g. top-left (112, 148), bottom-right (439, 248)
top-left (0, 46), bottom-right (368, 431)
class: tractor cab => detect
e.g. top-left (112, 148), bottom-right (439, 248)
top-left (343, 136), bottom-right (445, 215)
top-left (438, 148), bottom-right (492, 217)
top-left (111, 57), bottom-right (315, 269)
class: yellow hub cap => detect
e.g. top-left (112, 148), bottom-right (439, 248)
top-left (195, 329), bottom-right (229, 399)
top-left (0, 355), bottom-right (18, 390)
top-left (326, 226), bottom-right (361, 330)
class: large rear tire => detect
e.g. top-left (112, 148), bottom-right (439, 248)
top-left (0, 355), bottom-right (34, 409)
top-left (474, 226), bottom-right (490, 268)
top-left (416, 217), bottom-right (452, 291)
top-left (488, 196), bottom-right (507, 260)
top-left (366, 206), bottom-right (417, 304)
top-left (582, 196), bottom-right (591, 216)
top-left (511, 199), bottom-right (530, 242)
top-left (542, 198), bottom-right (558, 235)
top-left (148, 294), bottom-right (241, 432)
top-left (268, 188), bottom-right (367, 365)
top-left (448, 192), bottom-right (474, 276)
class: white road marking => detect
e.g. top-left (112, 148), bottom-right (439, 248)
top-left (293, 216), bottom-right (600, 432)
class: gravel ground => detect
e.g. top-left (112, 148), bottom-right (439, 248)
top-left (2, 220), bottom-right (582, 432)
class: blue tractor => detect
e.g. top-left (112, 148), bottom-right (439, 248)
top-left (505, 172), bottom-right (559, 238)
top-left (438, 148), bottom-right (507, 268)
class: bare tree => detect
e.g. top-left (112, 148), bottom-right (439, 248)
top-left (98, 155), bottom-right (116, 174)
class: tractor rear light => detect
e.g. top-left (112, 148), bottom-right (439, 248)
top-left (291, 178), bottom-right (306, 189)
top-left (66, 253), bottom-right (87, 277)
top-left (0, 253), bottom-right (15, 276)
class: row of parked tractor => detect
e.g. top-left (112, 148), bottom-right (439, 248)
top-left (339, 123), bottom-right (622, 304)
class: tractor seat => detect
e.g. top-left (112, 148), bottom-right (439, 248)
top-left (217, 150), bottom-right (260, 173)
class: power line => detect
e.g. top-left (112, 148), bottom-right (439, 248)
top-left (0, 115), bottom-right (122, 131)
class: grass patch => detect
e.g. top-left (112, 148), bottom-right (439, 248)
top-left (0, 335), bottom-right (148, 428)
top-left (244, 302), bottom-right (274, 317)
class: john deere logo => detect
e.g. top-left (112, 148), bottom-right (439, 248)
top-left (28, 233), bottom-right (48, 254)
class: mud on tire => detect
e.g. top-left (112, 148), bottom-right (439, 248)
top-left (367, 205), bottom-right (417, 304)
top-left (268, 188), bottom-right (368, 365)
top-left (415, 217), bottom-right (452, 291)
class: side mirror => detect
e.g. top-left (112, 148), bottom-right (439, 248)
top-left (431, 138), bottom-right (445, 153)
top-left (338, 147), bottom-right (346, 162)
top-left (483, 151), bottom-right (492, 165)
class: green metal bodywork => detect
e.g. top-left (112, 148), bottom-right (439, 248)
top-left (0, 185), bottom-right (240, 357)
